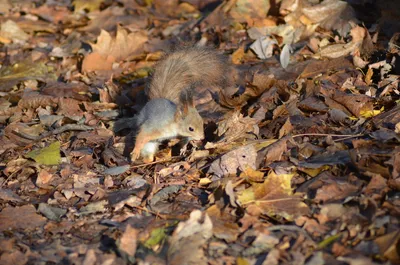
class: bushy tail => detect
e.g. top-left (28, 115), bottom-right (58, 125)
top-left (146, 46), bottom-right (234, 103)
top-left (113, 116), bottom-right (138, 133)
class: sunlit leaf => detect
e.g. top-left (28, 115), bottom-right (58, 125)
top-left (26, 141), bottom-right (61, 166)
top-left (144, 227), bottom-right (167, 248)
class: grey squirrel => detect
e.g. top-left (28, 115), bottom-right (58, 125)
top-left (118, 46), bottom-right (233, 162)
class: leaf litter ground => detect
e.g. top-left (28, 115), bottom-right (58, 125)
top-left (0, 0), bottom-right (399, 264)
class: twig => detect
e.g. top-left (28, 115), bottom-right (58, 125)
top-left (130, 156), bottom-right (183, 168)
top-left (292, 133), bottom-right (365, 139)
top-left (267, 225), bottom-right (316, 245)
top-left (131, 205), bottom-right (166, 219)
top-left (1, 169), bottom-right (20, 187)
top-left (11, 124), bottom-right (94, 142)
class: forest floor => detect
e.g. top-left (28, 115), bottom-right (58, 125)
top-left (0, 0), bottom-right (399, 264)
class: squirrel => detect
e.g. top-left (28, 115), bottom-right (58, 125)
top-left (120, 46), bottom-right (233, 163)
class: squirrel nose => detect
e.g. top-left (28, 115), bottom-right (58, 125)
top-left (192, 133), bottom-right (204, 141)
top-left (198, 131), bottom-right (205, 140)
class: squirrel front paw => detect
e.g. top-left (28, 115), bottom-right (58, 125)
top-left (130, 148), bottom-right (141, 162)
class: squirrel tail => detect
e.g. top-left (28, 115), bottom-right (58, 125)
top-left (113, 116), bottom-right (139, 133)
top-left (146, 46), bottom-right (234, 102)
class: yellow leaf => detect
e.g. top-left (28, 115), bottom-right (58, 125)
top-left (199, 178), bottom-right (212, 186)
top-left (237, 187), bottom-right (256, 204)
top-left (299, 166), bottom-right (329, 177)
top-left (237, 257), bottom-right (250, 265)
top-left (26, 142), bottom-right (61, 166)
top-left (238, 170), bottom-right (309, 220)
top-left (239, 166), bottom-right (264, 182)
top-left (360, 107), bottom-right (384, 118)
top-left (232, 47), bottom-right (245, 64)
top-left (73, 0), bottom-right (103, 13)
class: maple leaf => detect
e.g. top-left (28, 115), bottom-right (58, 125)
top-left (238, 170), bottom-right (309, 221)
top-left (82, 27), bottom-right (147, 72)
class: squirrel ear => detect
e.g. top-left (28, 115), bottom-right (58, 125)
top-left (174, 104), bottom-right (186, 120)
top-left (180, 103), bottom-right (189, 115)
top-left (179, 88), bottom-right (194, 107)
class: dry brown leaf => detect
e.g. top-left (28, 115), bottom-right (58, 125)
top-left (0, 250), bottom-right (28, 265)
top-left (320, 26), bottom-right (366, 59)
top-left (82, 27), bottom-right (147, 72)
top-left (256, 137), bottom-right (288, 167)
top-left (208, 111), bottom-right (259, 148)
top-left (231, 46), bottom-right (245, 64)
top-left (41, 82), bottom-right (91, 101)
top-left (0, 189), bottom-right (23, 203)
top-left (0, 205), bottom-right (47, 231)
top-left (206, 205), bottom-right (239, 242)
top-left (168, 210), bottom-right (213, 265)
top-left (374, 230), bottom-right (400, 264)
top-left (228, 0), bottom-right (270, 25)
top-left (315, 180), bottom-right (360, 203)
top-left (36, 169), bottom-right (53, 186)
top-left (118, 225), bottom-right (138, 258)
top-left (0, 20), bottom-right (29, 43)
top-left (332, 91), bottom-right (373, 117)
top-left (208, 144), bottom-right (258, 177)
top-left (80, 6), bottom-right (148, 34)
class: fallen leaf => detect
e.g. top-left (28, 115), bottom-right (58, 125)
top-left (26, 142), bottom-right (61, 166)
top-left (239, 166), bottom-right (265, 182)
top-left (36, 169), bottom-right (53, 186)
top-left (0, 20), bottom-right (29, 43)
top-left (0, 205), bottom-right (47, 231)
top-left (38, 203), bottom-right (67, 221)
top-left (280, 44), bottom-right (292, 68)
top-left (79, 200), bottom-right (108, 215)
top-left (103, 165), bottom-right (130, 176)
top-left (250, 36), bottom-right (278, 60)
top-left (0, 250), bottom-right (28, 265)
top-left (229, 0), bottom-right (270, 25)
top-left (82, 27), bottom-right (148, 72)
top-left (319, 26), bottom-right (366, 59)
top-left (238, 170), bottom-right (309, 220)
top-left (208, 144), bottom-right (258, 177)
top-left (73, 0), bottom-right (103, 13)
top-left (374, 230), bottom-right (400, 264)
top-left (206, 205), bottom-right (239, 242)
top-left (0, 61), bottom-right (55, 91)
top-left (117, 224), bottom-right (138, 261)
top-left (168, 210), bottom-right (213, 265)
top-left (143, 227), bottom-right (167, 249)
top-left (0, 189), bottom-right (23, 202)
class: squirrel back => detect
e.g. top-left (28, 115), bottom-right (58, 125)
top-left (146, 46), bottom-right (232, 102)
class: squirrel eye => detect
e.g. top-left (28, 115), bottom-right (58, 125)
top-left (189, 127), bottom-right (194, 132)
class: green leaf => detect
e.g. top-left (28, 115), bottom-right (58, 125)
top-left (144, 227), bottom-right (167, 248)
top-left (26, 142), bottom-right (61, 165)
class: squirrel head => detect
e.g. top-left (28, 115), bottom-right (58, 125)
top-left (175, 90), bottom-right (204, 141)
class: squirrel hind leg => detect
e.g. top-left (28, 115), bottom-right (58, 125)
top-left (141, 141), bottom-right (159, 163)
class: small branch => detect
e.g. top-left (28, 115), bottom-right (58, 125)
top-left (130, 156), bottom-right (183, 168)
top-left (267, 225), bottom-right (316, 245)
top-left (12, 124), bottom-right (94, 143)
top-left (292, 133), bottom-right (365, 138)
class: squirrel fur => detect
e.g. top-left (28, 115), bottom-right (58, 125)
top-left (126, 46), bottom-right (233, 162)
